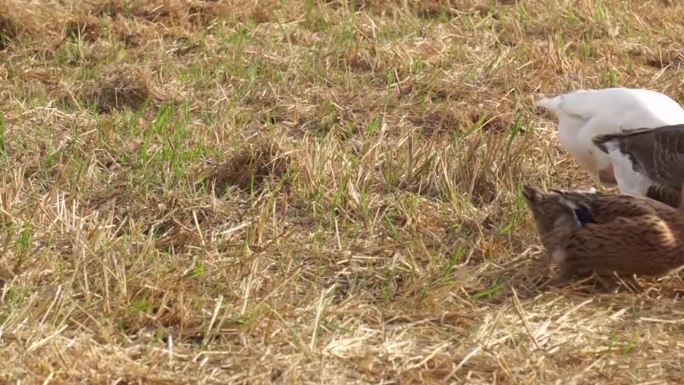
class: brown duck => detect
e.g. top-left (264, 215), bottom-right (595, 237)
top-left (522, 185), bottom-right (684, 287)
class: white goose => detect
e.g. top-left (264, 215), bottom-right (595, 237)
top-left (535, 88), bottom-right (684, 185)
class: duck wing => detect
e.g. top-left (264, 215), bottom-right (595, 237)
top-left (556, 190), bottom-right (670, 222)
top-left (565, 214), bottom-right (682, 277)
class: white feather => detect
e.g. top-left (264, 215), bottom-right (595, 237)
top-left (536, 88), bottom-right (684, 181)
top-left (604, 141), bottom-right (653, 196)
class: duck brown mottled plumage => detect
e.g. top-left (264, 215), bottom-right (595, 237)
top-left (522, 185), bottom-right (684, 286)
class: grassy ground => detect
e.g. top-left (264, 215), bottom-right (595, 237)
top-left (2, 0), bottom-right (684, 383)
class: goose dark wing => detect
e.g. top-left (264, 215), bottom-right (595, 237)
top-left (592, 124), bottom-right (684, 208)
top-left (651, 124), bottom-right (684, 185)
top-left (592, 127), bottom-right (656, 155)
top-left (641, 125), bottom-right (684, 207)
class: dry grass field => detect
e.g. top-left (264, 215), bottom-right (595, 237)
top-left (3, 0), bottom-right (684, 383)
